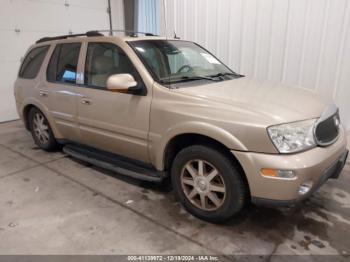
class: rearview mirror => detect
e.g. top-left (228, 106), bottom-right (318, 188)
top-left (106, 74), bottom-right (137, 93)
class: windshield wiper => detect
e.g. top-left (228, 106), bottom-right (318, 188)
top-left (180, 76), bottom-right (221, 82)
top-left (207, 72), bottom-right (244, 79)
top-left (160, 75), bottom-right (221, 84)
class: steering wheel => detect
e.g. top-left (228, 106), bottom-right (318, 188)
top-left (177, 65), bottom-right (193, 73)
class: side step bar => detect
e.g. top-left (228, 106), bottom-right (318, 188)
top-left (63, 144), bottom-right (166, 182)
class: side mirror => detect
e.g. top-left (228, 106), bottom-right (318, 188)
top-left (106, 74), bottom-right (137, 93)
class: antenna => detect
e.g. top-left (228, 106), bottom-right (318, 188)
top-left (163, 0), bottom-right (168, 39)
top-left (174, 31), bottom-right (180, 39)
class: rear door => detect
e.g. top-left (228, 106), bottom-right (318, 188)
top-left (75, 41), bottom-right (152, 163)
top-left (44, 42), bottom-right (82, 142)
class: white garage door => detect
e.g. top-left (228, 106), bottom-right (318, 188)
top-left (0, 0), bottom-right (114, 122)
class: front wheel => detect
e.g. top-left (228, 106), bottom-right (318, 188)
top-left (28, 107), bottom-right (60, 151)
top-left (171, 145), bottom-right (248, 223)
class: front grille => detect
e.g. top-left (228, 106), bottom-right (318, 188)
top-left (314, 106), bottom-right (340, 146)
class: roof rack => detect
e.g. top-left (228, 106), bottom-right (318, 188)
top-left (95, 29), bottom-right (157, 37)
top-left (36, 31), bottom-right (103, 43)
top-left (35, 29), bottom-right (157, 44)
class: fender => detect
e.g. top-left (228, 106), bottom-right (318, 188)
top-left (149, 121), bottom-right (248, 170)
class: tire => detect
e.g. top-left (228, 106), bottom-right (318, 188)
top-left (171, 145), bottom-right (248, 223)
top-left (28, 107), bottom-right (60, 151)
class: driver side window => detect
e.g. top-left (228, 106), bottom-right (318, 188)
top-left (84, 43), bottom-right (138, 89)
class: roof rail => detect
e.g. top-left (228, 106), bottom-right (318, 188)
top-left (35, 31), bottom-right (103, 44)
top-left (35, 29), bottom-right (157, 44)
top-left (94, 29), bottom-right (157, 37)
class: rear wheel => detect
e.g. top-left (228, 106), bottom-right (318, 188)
top-left (28, 107), bottom-right (59, 151)
top-left (171, 145), bottom-right (247, 223)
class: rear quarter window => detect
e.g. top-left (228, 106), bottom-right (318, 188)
top-left (19, 45), bottom-right (49, 79)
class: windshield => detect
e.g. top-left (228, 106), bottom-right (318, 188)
top-left (129, 40), bottom-right (240, 84)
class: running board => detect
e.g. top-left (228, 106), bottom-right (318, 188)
top-left (63, 144), bottom-right (165, 182)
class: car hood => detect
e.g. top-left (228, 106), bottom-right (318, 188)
top-left (174, 77), bottom-right (330, 125)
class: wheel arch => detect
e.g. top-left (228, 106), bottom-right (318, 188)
top-left (23, 104), bottom-right (35, 130)
top-left (21, 101), bottom-right (61, 138)
top-left (152, 122), bottom-right (247, 169)
top-left (162, 132), bottom-right (251, 198)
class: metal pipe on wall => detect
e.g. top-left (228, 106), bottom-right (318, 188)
top-left (123, 0), bottom-right (137, 32)
top-left (107, 0), bottom-right (113, 35)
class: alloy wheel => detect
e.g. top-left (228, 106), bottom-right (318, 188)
top-left (180, 159), bottom-right (226, 211)
top-left (32, 112), bottom-right (50, 145)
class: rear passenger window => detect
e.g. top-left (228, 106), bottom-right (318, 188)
top-left (19, 46), bottom-right (49, 79)
top-left (47, 43), bottom-right (81, 84)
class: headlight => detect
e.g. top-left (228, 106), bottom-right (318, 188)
top-left (267, 119), bottom-right (316, 153)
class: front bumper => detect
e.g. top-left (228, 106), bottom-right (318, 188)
top-left (232, 127), bottom-right (348, 206)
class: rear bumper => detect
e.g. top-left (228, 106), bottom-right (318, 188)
top-left (232, 127), bottom-right (348, 205)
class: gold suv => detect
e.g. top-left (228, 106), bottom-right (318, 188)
top-left (14, 31), bottom-right (348, 222)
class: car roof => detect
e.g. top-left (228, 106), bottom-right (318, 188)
top-left (121, 35), bottom-right (169, 41)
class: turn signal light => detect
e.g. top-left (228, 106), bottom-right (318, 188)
top-left (260, 168), bottom-right (296, 179)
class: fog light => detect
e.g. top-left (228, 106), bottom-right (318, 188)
top-left (260, 168), bottom-right (296, 179)
top-left (298, 181), bottom-right (313, 195)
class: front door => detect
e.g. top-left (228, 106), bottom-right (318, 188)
top-left (76, 42), bottom-right (151, 163)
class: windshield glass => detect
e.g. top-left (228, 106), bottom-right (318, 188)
top-left (129, 40), bottom-right (239, 84)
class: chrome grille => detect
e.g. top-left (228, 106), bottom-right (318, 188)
top-left (314, 105), bottom-right (340, 146)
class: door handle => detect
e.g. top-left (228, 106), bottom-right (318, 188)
top-left (39, 91), bottom-right (48, 97)
top-left (81, 98), bottom-right (92, 105)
